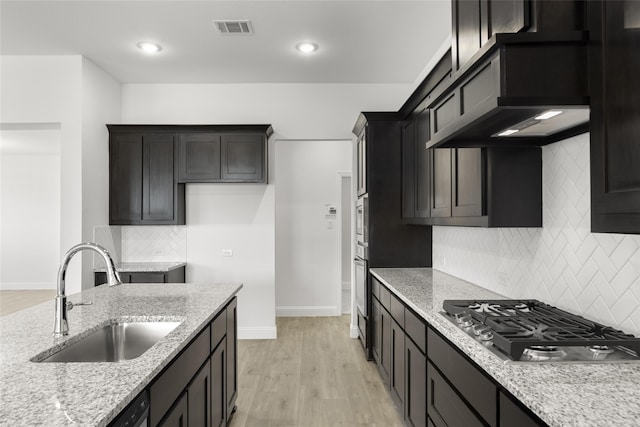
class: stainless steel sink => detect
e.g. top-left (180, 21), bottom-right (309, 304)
top-left (39, 321), bottom-right (181, 363)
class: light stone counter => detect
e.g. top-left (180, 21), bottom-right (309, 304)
top-left (94, 262), bottom-right (186, 273)
top-left (0, 282), bottom-right (241, 426)
top-left (371, 268), bottom-right (640, 427)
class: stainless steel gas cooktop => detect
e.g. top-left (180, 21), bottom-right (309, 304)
top-left (441, 299), bottom-right (640, 363)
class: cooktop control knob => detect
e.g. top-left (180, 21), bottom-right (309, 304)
top-left (454, 312), bottom-right (473, 327)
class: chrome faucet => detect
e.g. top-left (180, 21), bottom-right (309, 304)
top-left (54, 243), bottom-right (121, 337)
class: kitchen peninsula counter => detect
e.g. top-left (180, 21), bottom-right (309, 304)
top-left (371, 268), bottom-right (640, 427)
top-left (0, 282), bottom-right (241, 426)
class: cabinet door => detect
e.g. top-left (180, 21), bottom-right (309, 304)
top-left (415, 109), bottom-right (431, 218)
top-left (110, 133), bottom-right (143, 223)
top-left (483, 0), bottom-right (528, 38)
top-left (379, 305), bottom-right (391, 386)
top-left (499, 391), bottom-right (543, 427)
top-left (589, 0), bottom-right (640, 233)
top-left (402, 120), bottom-right (417, 219)
top-left (390, 319), bottom-right (405, 409)
top-left (430, 149), bottom-right (452, 218)
top-left (158, 392), bottom-right (188, 427)
top-left (357, 127), bottom-right (367, 196)
top-left (226, 298), bottom-right (238, 422)
top-left (371, 297), bottom-right (382, 365)
top-left (128, 272), bottom-right (166, 283)
top-left (221, 134), bottom-right (265, 182)
top-left (452, 148), bottom-right (484, 217)
top-left (405, 338), bottom-right (427, 427)
top-left (188, 359), bottom-right (211, 427)
top-left (452, 0), bottom-right (482, 70)
top-left (143, 134), bottom-right (176, 222)
top-left (211, 338), bottom-right (226, 427)
top-left (178, 133), bottom-right (221, 182)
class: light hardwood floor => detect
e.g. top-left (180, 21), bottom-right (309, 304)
top-left (0, 290), bottom-right (57, 316)
top-left (229, 316), bottom-right (404, 427)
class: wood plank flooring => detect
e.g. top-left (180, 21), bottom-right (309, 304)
top-left (229, 316), bottom-right (404, 427)
top-left (0, 290), bottom-right (56, 316)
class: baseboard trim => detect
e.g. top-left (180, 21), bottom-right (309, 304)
top-left (350, 325), bottom-right (359, 339)
top-left (238, 326), bottom-right (277, 340)
top-left (0, 282), bottom-right (56, 290)
top-left (276, 305), bottom-right (340, 317)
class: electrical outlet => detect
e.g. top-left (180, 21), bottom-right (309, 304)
top-left (222, 249), bottom-right (233, 257)
top-left (154, 248), bottom-right (165, 256)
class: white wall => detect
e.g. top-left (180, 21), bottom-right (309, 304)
top-left (433, 133), bottom-right (640, 336)
top-left (0, 56), bottom-right (122, 293)
top-left (121, 83), bottom-right (415, 139)
top-left (0, 129), bottom-right (60, 289)
top-left (0, 56), bottom-right (83, 293)
top-left (81, 57), bottom-right (121, 288)
top-left (275, 140), bottom-right (352, 316)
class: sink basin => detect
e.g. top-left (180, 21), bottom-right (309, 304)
top-left (39, 321), bottom-right (181, 363)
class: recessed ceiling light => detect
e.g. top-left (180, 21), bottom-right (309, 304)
top-left (137, 41), bottom-right (162, 54)
top-left (534, 110), bottom-right (563, 120)
top-left (296, 42), bottom-right (318, 54)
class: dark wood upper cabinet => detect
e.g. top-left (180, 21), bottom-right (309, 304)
top-left (452, 148), bottom-right (484, 218)
top-left (427, 146), bottom-right (541, 227)
top-left (221, 134), bottom-right (265, 182)
top-left (109, 124), bottom-right (272, 225)
top-left (356, 126), bottom-right (367, 196)
top-left (108, 129), bottom-right (185, 226)
top-left (430, 149), bottom-right (452, 218)
top-left (589, 0), bottom-right (640, 233)
top-left (452, 0), bottom-right (483, 71)
top-left (178, 133), bottom-right (221, 182)
top-left (402, 109), bottom-right (432, 221)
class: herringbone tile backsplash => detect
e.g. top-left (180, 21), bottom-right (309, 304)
top-left (433, 133), bottom-right (640, 335)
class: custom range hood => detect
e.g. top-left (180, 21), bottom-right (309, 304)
top-left (425, 32), bottom-right (590, 149)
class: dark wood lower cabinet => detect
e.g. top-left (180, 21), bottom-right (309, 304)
top-left (211, 337), bottom-right (226, 427)
top-left (405, 338), bottom-right (427, 427)
top-left (95, 267), bottom-right (186, 286)
top-left (188, 360), bottom-right (211, 427)
top-left (159, 392), bottom-right (188, 427)
top-left (499, 392), bottom-right (546, 427)
top-left (148, 297), bottom-right (237, 427)
top-left (369, 276), bottom-right (549, 427)
top-left (226, 298), bottom-right (238, 422)
top-left (427, 362), bottom-right (484, 427)
top-left (390, 319), bottom-right (405, 410)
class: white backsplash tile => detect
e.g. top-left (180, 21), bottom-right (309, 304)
top-left (433, 133), bottom-right (640, 335)
top-left (121, 226), bottom-right (187, 262)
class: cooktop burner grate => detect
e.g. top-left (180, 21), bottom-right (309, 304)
top-left (442, 299), bottom-right (640, 361)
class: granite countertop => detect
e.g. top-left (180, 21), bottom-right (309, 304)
top-left (94, 262), bottom-right (186, 273)
top-left (0, 282), bottom-right (241, 426)
top-left (371, 268), bottom-right (640, 427)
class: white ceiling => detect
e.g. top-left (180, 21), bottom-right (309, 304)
top-left (0, 0), bottom-right (452, 84)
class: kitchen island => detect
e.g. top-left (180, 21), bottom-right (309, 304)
top-left (371, 268), bottom-right (640, 427)
top-left (0, 282), bottom-right (241, 426)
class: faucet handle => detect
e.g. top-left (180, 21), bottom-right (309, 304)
top-left (66, 301), bottom-right (93, 311)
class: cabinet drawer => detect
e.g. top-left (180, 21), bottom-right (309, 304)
top-left (211, 308), bottom-right (227, 351)
top-left (427, 361), bottom-right (485, 427)
top-left (405, 308), bottom-right (427, 354)
top-left (372, 277), bottom-right (381, 300)
top-left (499, 391), bottom-right (546, 427)
top-left (150, 325), bottom-right (211, 426)
top-left (427, 328), bottom-right (497, 426)
top-left (378, 283), bottom-right (391, 311)
top-left (390, 294), bottom-right (405, 328)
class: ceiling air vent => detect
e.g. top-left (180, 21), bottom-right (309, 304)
top-left (213, 20), bottom-right (254, 35)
